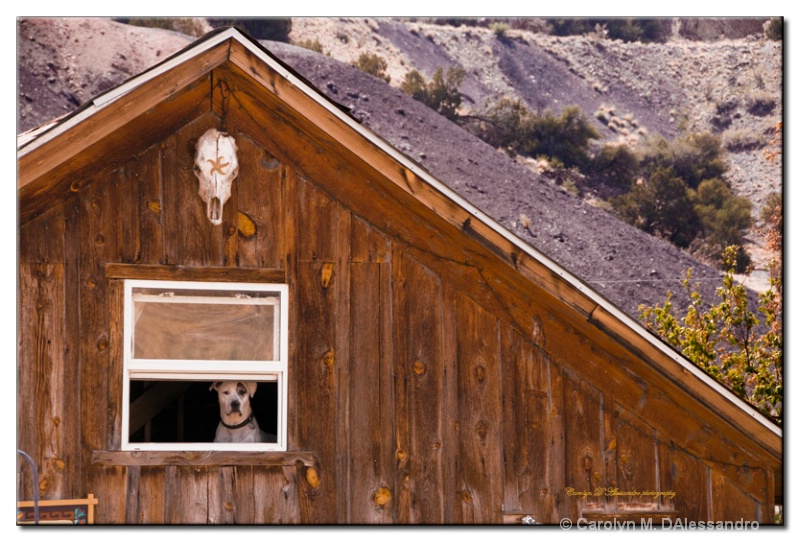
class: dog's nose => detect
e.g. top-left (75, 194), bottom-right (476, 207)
top-left (231, 400), bottom-right (241, 411)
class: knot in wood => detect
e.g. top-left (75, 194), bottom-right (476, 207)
top-left (460, 490), bottom-right (474, 504)
top-left (396, 449), bottom-right (407, 462)
top-left (373, 486), bottom-right (392, 507)
top-left (95, 233), bottom-right (105, 246)
top-left (321, 263), bottom-right (335, 289)
top-left (582, 456), bottom-right (593, 472)
top-left (97, 338), bottom-right (108, 351)
top-left (305, 467), bottom-right (320, 489)
top-left (473, 365), bottom-right (486, 383)
top-left (322, 351), bottom-right (335, 369)
top-left (69, 180), bottom-right (81, 192)
top-left (476, 420), bottom-right (489, 440)
top-left (147, 200), bottom-right (161, 213)
top-left (412, 359), bottom-right (426, 376)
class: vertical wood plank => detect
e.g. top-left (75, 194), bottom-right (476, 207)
top-left (659, 443), bottom-right (710, 521)
top-left (403, 254), bottom-right (445, 523)
top-left (563, 372), bottom-right (605, 517)
top-left (348, 262), bottom-right (394, 523)
top-left (160, 116), bottom-right (222, 266)
top-left (296, 175), bottom-right (338, 263)
top-left (334, 207), bottom-right (351, 522)
top-left (18, 263), bottom-right (66, 499)
top-left (207, 466), bottom-right (236, 524)
top-left (611, 406), bottom-right (659, 511)
top-left (253, 466), bottom-right (301, 524)
top-left (440, 285), bottom-right (459, 524)
top-left (18, 205), bottom-right (65, 263)
top-left (232, 131), bottom-right (285, 269)
top-left (134, 145), bottom-right (166, 265)
top-left (453, 292), bottom-right (503, 524)
top-left (294, 261), bottom-right (337, 523)
top-left (89, 465), bottom-right (127, 524)
top-left (547, 358), bottom-right (567, 522)
top-left (391, 243), bottom-right (411, 524)
top-left (165, 466), bottom-right (209, 524)
top-left (62, 197), bottom-right (82, 499)
top-left (78, 175), bottom-right (121, 494)
top-left (500, 324), bottom-right (550, 520)
top-left (136, 466), bottom-right (167, 524)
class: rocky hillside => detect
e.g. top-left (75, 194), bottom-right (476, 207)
top-left (287, 18), bottom-right (782, 279)
top-left (17, 17), bottom-right (781, 320)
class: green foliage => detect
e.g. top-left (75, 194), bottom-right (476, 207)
top-left (469, 97), bottom-right (534, 153)
top-left (589, 143), bottom-right (640, 189)
top-left (401, 67), bottom-right (465, 121)
top-left (352, 53), bottom-right (391, 83)
top-left (689, 179), bottom-right (752, 271)
top-left (640, 247), bottom-right (782, 421)
top-left (525, 106), bottom-right (600, 169)
top-left (490, 22), bottom-right (511, 38)
top-left (468, 100), bottom-right (599, 168)
top-left (639, 133), bottom-right (727, 189)
top-left (294, 39), bottom-right (325, 54)
top-left (547, 18), bottom-right (670, 43)
top-left (207, 18), bottom-right (292, 42)
top-left (611, 167), bottom-right (701, 247)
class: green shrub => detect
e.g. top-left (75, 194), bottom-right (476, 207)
top-left (589, 143), bottom-right (640, 189)
top-left (401, 67), bottom-right (465, 121)
top-left (745, 91), bottom-right (777, 116)
top-left (689, 178), bottom-right (752, 271)
top-left (352, 53), bottom-right (391, 83)
top-left (611, 167), bottom-right (701, 248)
top-left (723, 129), bottom-right (766, 153)
top-left (294, 38), bottom-right (325, 54)
top-left (639, 132), bottom-right (726, 189)
top-left (523, 106), bottom-right (600, 169)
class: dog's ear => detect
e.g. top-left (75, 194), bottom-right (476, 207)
top-left (243, 381), bottom-right (257, 398)
top-left (210, 381), bottom-right (222, 392)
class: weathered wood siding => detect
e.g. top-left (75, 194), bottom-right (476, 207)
top-left (18, 102), bottom-right (776, 524)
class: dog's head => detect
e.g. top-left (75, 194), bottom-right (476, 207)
top-left (210, 381), bottom-right (257, 422)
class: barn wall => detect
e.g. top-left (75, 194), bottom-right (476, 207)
top-left (17, 113), bottom-right (774, 524)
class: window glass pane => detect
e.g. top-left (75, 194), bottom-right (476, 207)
top-left (132, 288), bottom-right (280, 361)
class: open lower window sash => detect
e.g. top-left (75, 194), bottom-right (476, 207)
top-left (121, 279), bottom-right (289, 452)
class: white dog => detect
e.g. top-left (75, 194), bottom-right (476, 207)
top-left (210, 381), bottom-right (270, 443)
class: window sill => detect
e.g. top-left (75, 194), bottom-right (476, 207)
top-left (92, 450), bottom-right (315, 467)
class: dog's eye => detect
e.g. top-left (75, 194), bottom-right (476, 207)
top-left (238, 389), bottom-right (246, 396)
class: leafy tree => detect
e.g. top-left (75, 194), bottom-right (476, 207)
top-left (639, 132), bottom-right (727, 189)
top-left (524, 105), bottom-right (600, 169)
top-left (589, 143), bottom-right (640, 189)
top-left (640, 247), bottom-right (782, 421)
top-left (352, 53), bottom-right (391, 83)
top-left (611, 166), bottom-right (700, 247)
top-left (401, 67), bottom-right (465, 121)
top-left (467, 97), bottom-right (534, 152)
top-left (689, 178), bottom-right (752, 271)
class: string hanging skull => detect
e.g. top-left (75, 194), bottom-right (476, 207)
top-left (193, 128), bottom-right (240, 225)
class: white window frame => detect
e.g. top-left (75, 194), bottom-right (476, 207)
top-left (121, 279), bottom-right (289, 452)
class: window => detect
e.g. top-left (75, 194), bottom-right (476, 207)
top-left (121, 279), bottom-right (288, 451)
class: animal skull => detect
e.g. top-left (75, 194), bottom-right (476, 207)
top-left (193, 128), bottom-right (240, 225)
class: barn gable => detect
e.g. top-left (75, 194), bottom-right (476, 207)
top-left (18, 27), bottom-right (781, 524)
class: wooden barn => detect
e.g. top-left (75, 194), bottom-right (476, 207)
top-left (17, 27), bottom-right (782, 525)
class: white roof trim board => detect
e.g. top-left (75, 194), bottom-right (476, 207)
top-left (17, 28), bottom-right (781, 439)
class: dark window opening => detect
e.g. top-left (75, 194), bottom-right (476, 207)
top-left (128, 380), bottom-right (278, 444)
